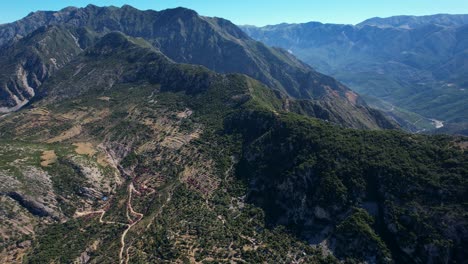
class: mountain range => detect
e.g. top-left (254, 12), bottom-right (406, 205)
top-left (357, 14), bottom-right (468, 29)
top-left (0, 4), bottom-right (396, 130)
top-left (241, 14), bottom-right (468, 135)
top-left (0, 5), bottom-right (466, 264)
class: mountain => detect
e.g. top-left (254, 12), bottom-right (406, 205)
top-left (0, 6), bottom-right (467, 264)
top-left (1, 28), bottom-right (466, 264)
top-left (0, 5), bottom-right (395, 130)
top-left (241, 14), bottom-right (468, 135)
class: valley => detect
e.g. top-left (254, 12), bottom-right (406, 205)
top-left (241, 15), bottom-right (468, 135)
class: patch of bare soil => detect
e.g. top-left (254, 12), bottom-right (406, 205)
top-left (176, 109), bottom-right (193, 119)
top-left (28, 108), bottom-right (49, 116)
top-left (97, 153), bottom-right (110, 167)
top-left (47, 125), bottom-right (82, 143)
top-left (97, 96), bottom-right (111, 102)
top-left (73, 142), bottom-right (97, 157)
top-left (455, 140), bottom-right (468, 151)
top-left (40, 150), bottom-right (57, 167)
top-left (346, 91), bottom-right (358, 105)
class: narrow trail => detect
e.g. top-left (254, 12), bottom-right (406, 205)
top-left (119, 183), bottom-right (144, 264)
top-left (74, 210), bottom-right (125, 226)
top-left (125, 246), bottom-right (133, 264)
top-left (224, 156), bottom-right (236, 181)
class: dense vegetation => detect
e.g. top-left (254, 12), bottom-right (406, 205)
top-left (227, 109), bottom-right (468, 263)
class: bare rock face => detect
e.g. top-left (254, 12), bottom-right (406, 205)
top-left (78, 251), bottom-right (91, 264)
top-left (314, 206), bottom-right (330, 220)
top-left (0, 165), bottom-right (60, 217)
top-left (17, 240), bottom-right (31, 249)
top-left (7, 192), bottom-right (60, 220)
top-left (0, 26), bottom-right (89, 111)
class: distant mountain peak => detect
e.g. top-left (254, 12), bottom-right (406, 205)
top-left (121, 4), bottom-right (137, 10)
top-left (59, 6), bottom-right (79, 12)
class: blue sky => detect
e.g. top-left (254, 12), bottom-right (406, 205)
top-left (1, 0), bottom-right (468, 26)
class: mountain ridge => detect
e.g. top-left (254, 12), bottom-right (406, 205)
top-left (357, 14), bottom-right (468, 28)
top-left (0, 5), bottom-right (345, 99)
top-left (0, 5), bottom-right (395, 130)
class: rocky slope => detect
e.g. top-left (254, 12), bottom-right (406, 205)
top-left (0, 25), bottom-right (94, 112)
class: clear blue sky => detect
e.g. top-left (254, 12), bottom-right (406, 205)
top-left (1, 0), bottom-right (468, 26)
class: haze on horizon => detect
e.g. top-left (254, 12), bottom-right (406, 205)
top-left (1, 0), bottom-right (468, 26)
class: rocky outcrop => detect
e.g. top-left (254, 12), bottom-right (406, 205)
top-left (7, 192), bottom-right (60, 220)
top-left (0, 25), bottom-right (91, 111)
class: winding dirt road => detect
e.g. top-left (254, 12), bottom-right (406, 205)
top-left (75, 182), bottom-right (144, 264)
top-left (119, 183), bottom-right (144, 264)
